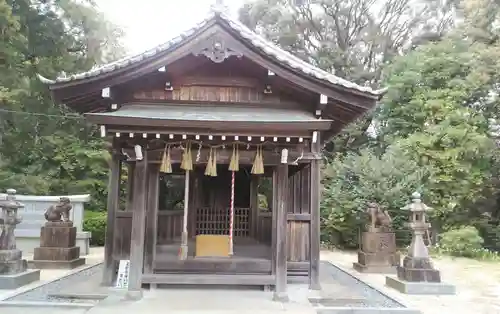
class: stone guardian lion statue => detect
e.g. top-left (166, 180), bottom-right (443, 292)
top-left (44, 197), bottom-right (72, 222)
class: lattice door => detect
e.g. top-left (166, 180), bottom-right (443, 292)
top-left (195, 207), bottom-right (250, 237)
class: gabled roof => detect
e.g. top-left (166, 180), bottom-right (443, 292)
top-left (37, 7), bottom-right (385, 100)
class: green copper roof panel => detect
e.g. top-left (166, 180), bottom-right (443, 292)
top-left (88, 104), bottom-right (327, 123)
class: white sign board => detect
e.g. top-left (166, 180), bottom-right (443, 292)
top-left (115, 260), bottom-right (130, 289)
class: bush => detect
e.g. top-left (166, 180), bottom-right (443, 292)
top-left (438, 226), bottom-right (484, 258)
top-left (83, 211), bottom-right (107, 246)
top-left (321, 147), bottom-right (427, 248)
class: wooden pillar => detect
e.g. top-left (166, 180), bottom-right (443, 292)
top-left (271, 169), bottom-right (277, 273)
top-left (309, 137), bottom-right (321, 290)
top-left (126, 151), bottom-right (148, 299)
top-left (126, 162), bottom-right (136, 211)
top-left (274, 163), bottom-right (289, 301)
top-left (144, 164), bottom-right (159, 275)
top-left (250, 176), bottom-right (259, 238)
top-left (102, 146), bottom-right (121, 286)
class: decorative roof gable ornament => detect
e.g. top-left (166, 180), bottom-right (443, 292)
top-left (192, 33), bottom-right (243, 63)
top-left (210, 0), bottom-right (229, 15)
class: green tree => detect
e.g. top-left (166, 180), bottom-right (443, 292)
top-left (0, 0), bottom-right (125, 211)
top-left (321, 147), bottom-right (427, 248)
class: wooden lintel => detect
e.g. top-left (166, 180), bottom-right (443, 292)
top-left (121, 148), bottom-right (319, 165)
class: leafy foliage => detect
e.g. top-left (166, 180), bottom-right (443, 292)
top-left (0, 0), bottom-right (124, 212)
top-left (83, 211), bottom-right (107, 246)
top-left (321, 147), bottom-right (427, 248)
top-left (438, 226), bottom-right (485, 258)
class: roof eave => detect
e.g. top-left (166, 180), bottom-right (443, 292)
top-left (85, 114), bottom-right (333, 132)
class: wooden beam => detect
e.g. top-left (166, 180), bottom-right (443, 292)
top-left (126, 151), bottom-right (148, 299)
top-left (274, 163), bottom-right (289, 302)
top-left (287, 213), bottom-right (311, 221)
top-left (309, 133), bottom-right (321, 290)
top-left (141, 274), bottom-right (275, 285)
top-left (102, 145), bottom-right (121, 286)
top-left (144, 164), bottom-right (160, 275)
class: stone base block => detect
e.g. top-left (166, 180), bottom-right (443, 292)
top-left (0, 258), bottom-right (27, 275)
top-left (14, 230), bottom-right (91, 255)
top-left (386, 276), bottom-right (456, 295)
top-left (353, 262), bottom-right (396, 274)
top-left (0, 269), bottom-right (40, 289)
top-left (40, 226), bottom-right (76, 248)
top-left (357, 251), bottom-right (400, 267)
top-left (28, 257), bottom-right (85, 269)
top-left (33, 246), bottom-right (80, 261)
top-left (397, 266), bottom-right (441, 282)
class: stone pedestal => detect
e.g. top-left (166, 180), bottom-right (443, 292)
top-left (0, 188), bottom-right (41, 289)
top-left (385, 192), bottom-right (456, 295)
top-left (30, 222), bottom-right (85, 269)
top-left (353, 231), bottom-right (399, 273)
top-left (0, 249), bottom-right (40, 289)
top-left (386, 255), bottom-right (456, 295)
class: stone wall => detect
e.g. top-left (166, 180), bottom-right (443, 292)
top-left (0, 193), bottom-right (91, 255)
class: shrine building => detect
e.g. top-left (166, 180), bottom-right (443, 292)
top-left (38, 5), bottom-right (385, 300)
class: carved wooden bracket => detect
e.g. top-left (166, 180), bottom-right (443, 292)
top-left (192, 34), bottom-right (243, 63)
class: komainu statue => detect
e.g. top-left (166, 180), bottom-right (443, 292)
top-left (366, 202), bottom-right (392, 231)
top-left (44, 197), bottom-right (72, 222)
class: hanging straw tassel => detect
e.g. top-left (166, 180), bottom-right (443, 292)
top-left (181, 141), bottom-right (193, 171)
top-left (210, 148), bottom-right (218, 177)
top-left (229, 144), bottom-right (239, 172)
top-left (160, 145), bottom-right (173, 173)
top-left (251, 145), bottom-right (265, 175)
top-left (205, 147), bottom-right (213, 176)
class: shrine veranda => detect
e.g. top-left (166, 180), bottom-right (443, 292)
top-left (38, 7), bottom-right (384, 299)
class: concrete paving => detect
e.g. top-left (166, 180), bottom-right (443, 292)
top-left (0, 247), bottom-right (104, 301)
top-left (87, 288), bottom-right (317, 314)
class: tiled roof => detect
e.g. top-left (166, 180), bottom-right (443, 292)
top-left (37, 7), bottom-right (385, 97)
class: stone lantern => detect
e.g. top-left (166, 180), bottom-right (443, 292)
top-left (403, 192), bottom-right (432, 262)
top-left (0, 189), bottom-right (40, 289)
top-left (385, 192), bottom-right (455, 295)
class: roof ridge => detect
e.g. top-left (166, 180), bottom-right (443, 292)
top-left (37, 7), bottom-right (386, 97)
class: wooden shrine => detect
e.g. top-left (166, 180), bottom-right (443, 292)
top-left (38, 5), bottom-right (384, 300)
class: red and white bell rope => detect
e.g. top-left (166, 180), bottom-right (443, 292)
top-left (229, 170), bottom-right (235, 255)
